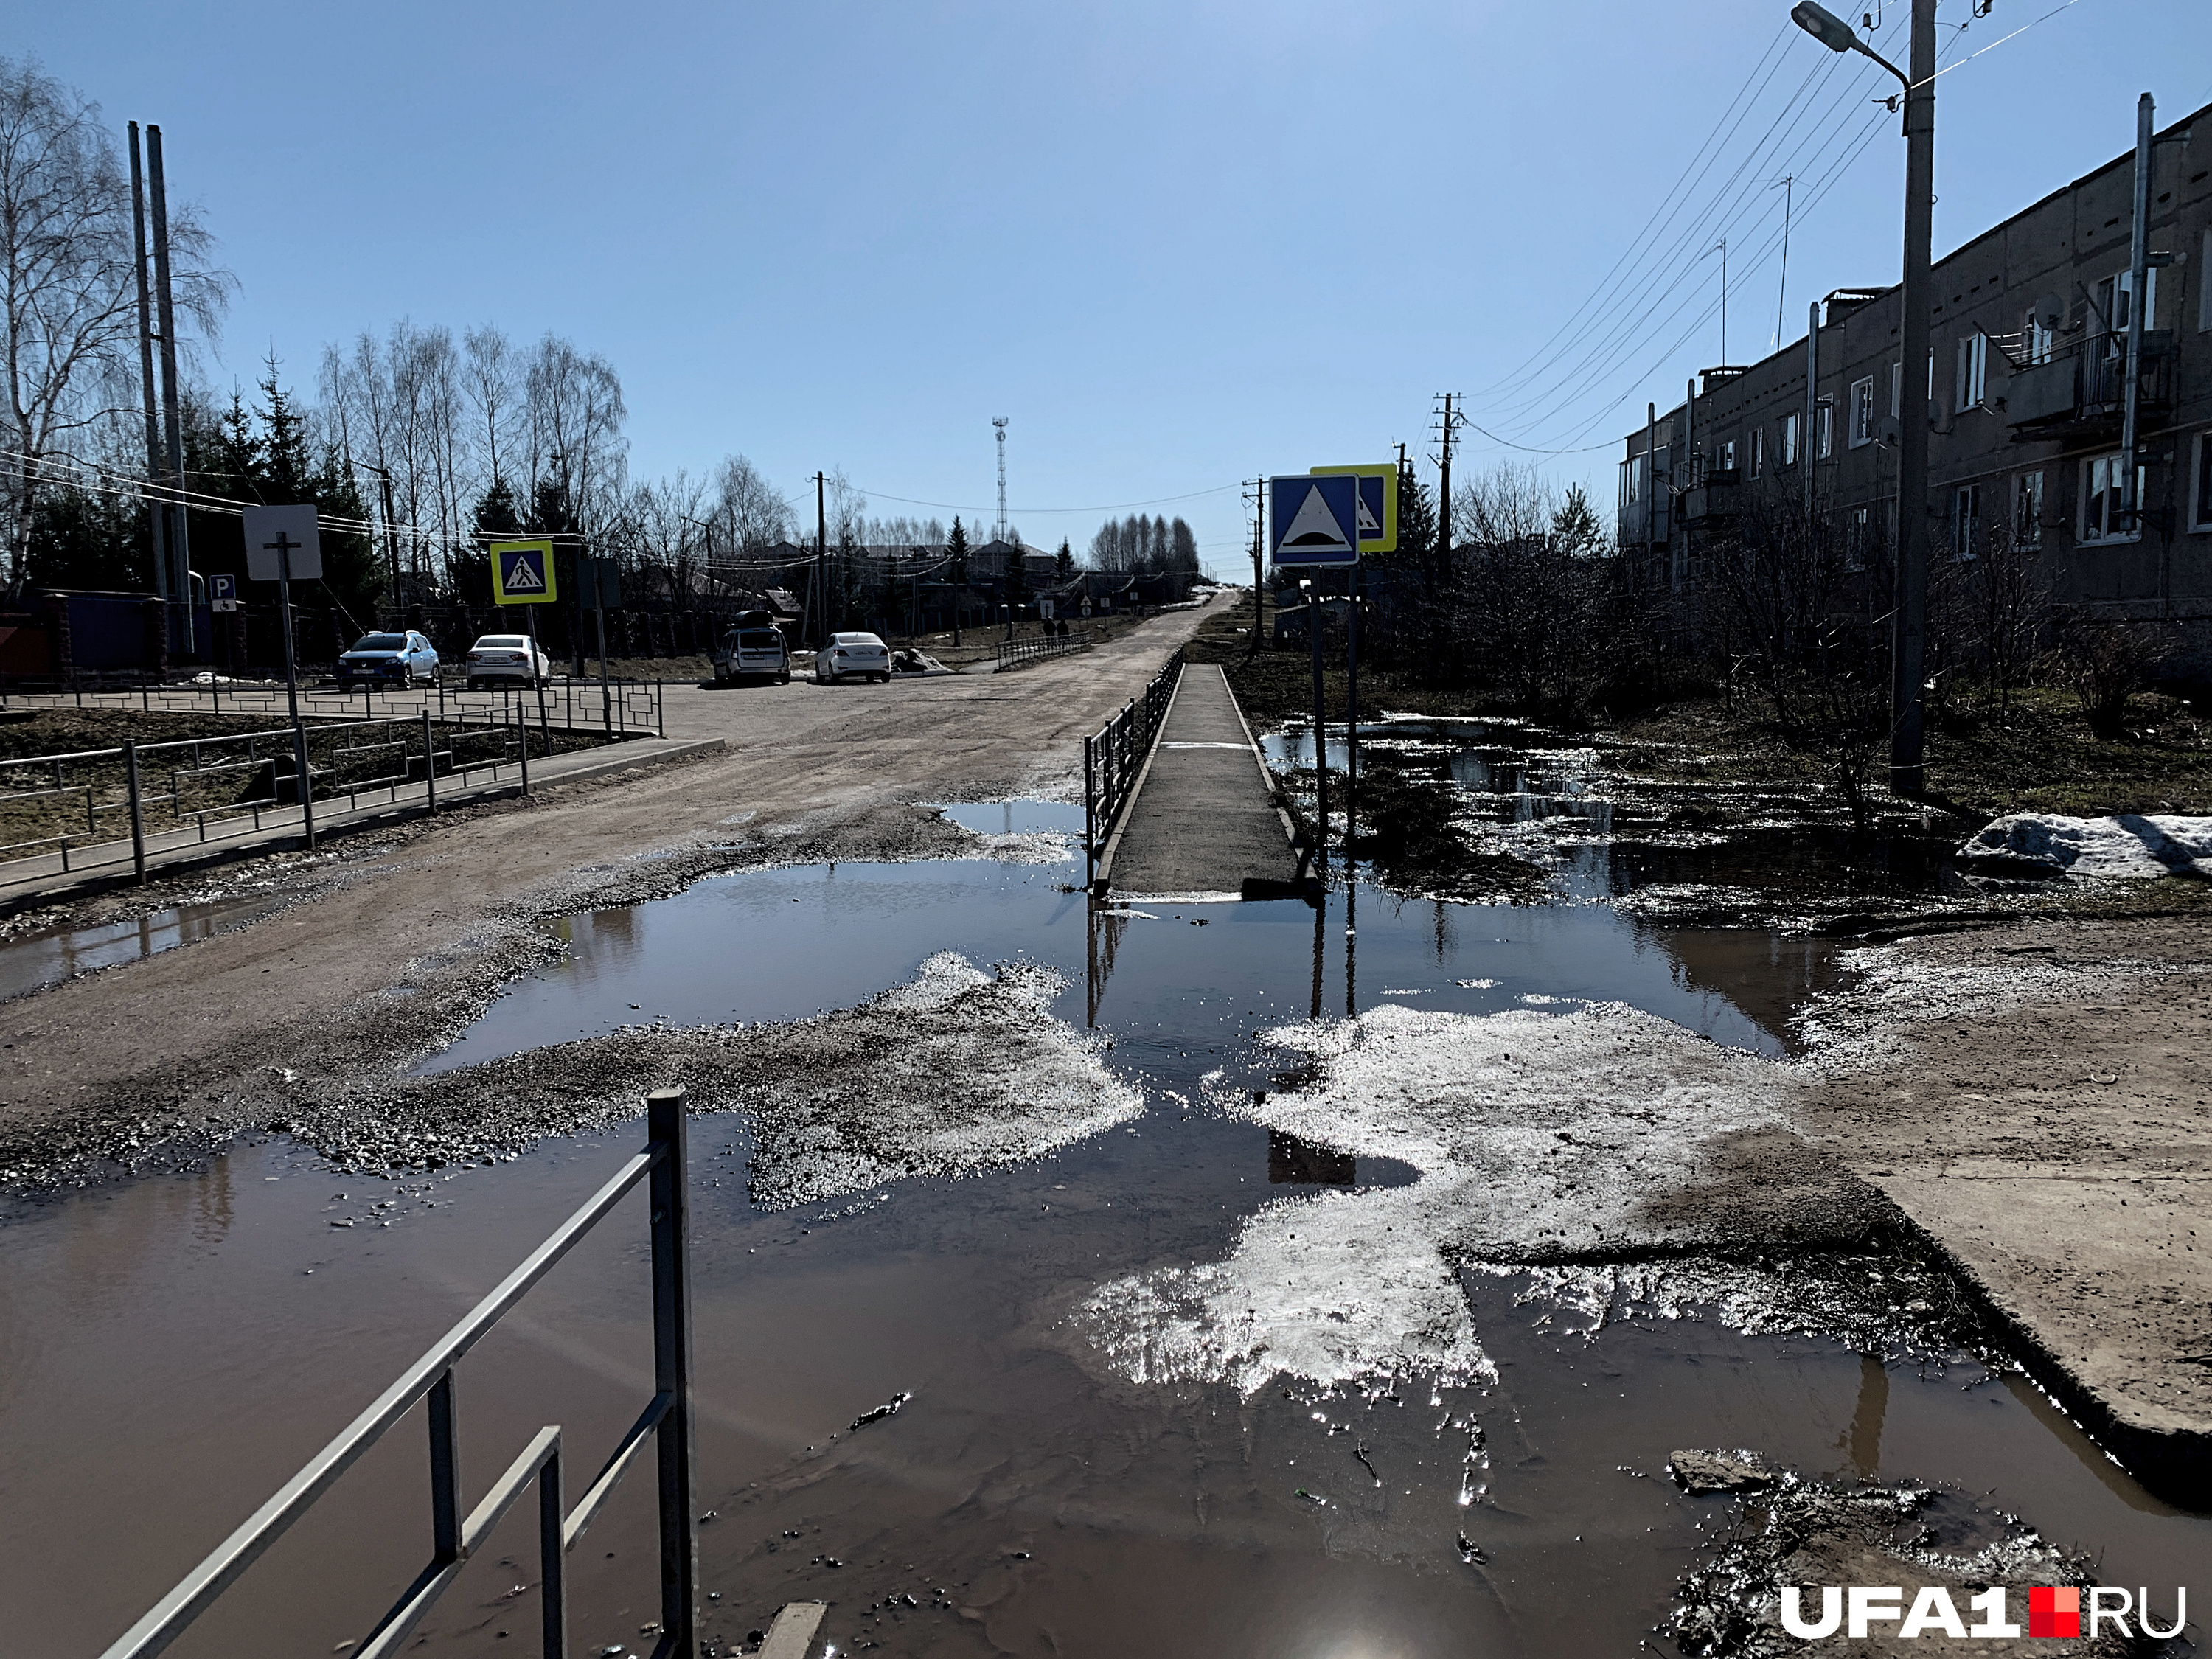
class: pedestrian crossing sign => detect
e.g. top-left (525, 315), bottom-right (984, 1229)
top-left (490, 539), bottom-right (559, 605)
top-left (1310, 464), bottom-right (1397, 554)
top-left (1269, 474), bottom-right (1360, 568)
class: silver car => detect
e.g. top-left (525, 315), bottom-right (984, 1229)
top-left (816, 631), bottom-right (891, 684)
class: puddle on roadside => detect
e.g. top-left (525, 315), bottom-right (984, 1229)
top-left (0, 894), bottom-right (282, 1002)
top-left (8, 810), bottom-right (2206, 1656)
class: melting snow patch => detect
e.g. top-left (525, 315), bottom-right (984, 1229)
top-left (1958, 811), bottom-right (2212, 879)
top-left (1074, 1003), bottom-right (1790, 1395)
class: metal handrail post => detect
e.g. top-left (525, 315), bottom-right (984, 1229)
top-left (539, 1442), bottom-right (567, 1659)
top-left (428, 1370), bottom-right (462, 1563)
top-left (516, 700), bottom-right (530, 796)
top-left (421, 709), bottom-right (437, 813)
top-left (125, 740), bottom-right (147, 884)
top-left (648, 1086), bottom-right (696, 1657)
top-left (1083, 734), bottom-right (1096, 886)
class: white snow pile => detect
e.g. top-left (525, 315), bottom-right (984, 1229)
top-left (1958, 811), bottom-right (2212, 879)
top-left (1072, 1002), bottom-right (1790, 1396)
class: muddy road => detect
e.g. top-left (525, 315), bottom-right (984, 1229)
top-left (2, 614), bottom-right (2208, 1657)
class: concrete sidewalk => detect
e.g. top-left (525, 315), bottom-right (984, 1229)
top-left (1099, 663), bottom-right (1301, 899)
top-left (0, 734), bottom-right (722, 911)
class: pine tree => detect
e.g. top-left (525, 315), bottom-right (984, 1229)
top-left (1054, 539), bottom-right (1074, 582)
top-left (947, 515), bottom-right (970, 587)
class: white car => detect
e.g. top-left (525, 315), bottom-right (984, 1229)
top-left (465, 634), bottom-right (552, 689)
top-left (816, 631), bottom-right (891, 684)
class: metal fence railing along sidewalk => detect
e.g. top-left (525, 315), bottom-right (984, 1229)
top-left (1081, 647), bottom-right (1183, 888)
top-left (0, 696), bottom-right (663, 891)
top-left (994, 629), bottom-right (1102, 672)
top-left (100, 1088), bottom-right (698, 1659)
top-left (7, 673), bottom-right (666, 742)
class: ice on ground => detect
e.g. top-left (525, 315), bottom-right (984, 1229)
top-left (1074, 1002), bottom-right (1792, 1395)
top-left (1958, 810), bottom-right (2212, 878)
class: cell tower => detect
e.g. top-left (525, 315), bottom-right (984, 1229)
top-left (992, 417), bottom-right (1010, 543)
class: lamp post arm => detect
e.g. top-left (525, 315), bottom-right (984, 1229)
top-left (1851, 38), bottom-right (1910, 91)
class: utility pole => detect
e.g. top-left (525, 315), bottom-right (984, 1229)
top-left (1244, 475), bottom-right (1265, 649)
top-left (813, 471), bottom-right (828, 647)
top-left (1788, 0), bottom-right (1935, 794)
top-left (147, 125), bottom-right (192, 657)
top-left (1891, 0), bottom-right (1937, 796)
top-left (1434, 394), bottom-right (1461, 557)
top-left (127, 125), bottom-right (167, 630)
top-left (2120, 92), bottom-right (2154, 533)
top-left (358, 462), bottom-right (402, 616)
top-left (1806, 299), bottom-right (1820, 529)
top-left (1773, 175), bottom-right (1795, 351)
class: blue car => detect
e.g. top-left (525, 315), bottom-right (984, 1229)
top-left (337, 630), bottom-right (439, 692)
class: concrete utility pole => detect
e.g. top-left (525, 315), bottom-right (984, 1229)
top-left (1435, 393), bottom-right (1459, 558)
top-left (1245, 476), bottom-right (1265, 648)
top-left (147, 125), bottom-right (192, 656)
top-left (1790, 0), bottom-right (1935, 794)
top-left (1806, 297), bottom-right (1820, 529)
top-left (814, 471), bottom-right (828, 647)
top-left (2120, 92), bottom-right (2154, 531)
top-left (127, 125), bottom-right (167, 625)
top-left (357, 462), bottom-right (402, 615)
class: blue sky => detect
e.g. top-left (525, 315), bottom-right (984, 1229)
top-left (18, 0), bottom-right (2211, 572)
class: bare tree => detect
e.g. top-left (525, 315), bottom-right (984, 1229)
top-left (461, 322), bottom-right (519, 486)
top-left (712, 453), bottom-right (795, 553)
top-left (0, 58), bottom-right (226, 587)
top-left (524, 333), bottom-right (627, 532)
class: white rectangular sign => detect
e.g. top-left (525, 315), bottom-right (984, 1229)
top-left (243, 504), bottom-right (324, 582)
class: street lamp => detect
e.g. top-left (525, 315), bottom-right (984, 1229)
top-left (1792, 0), bottom-right (1936, 797)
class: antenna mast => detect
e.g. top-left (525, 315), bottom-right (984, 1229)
top-left (992, 417), bottom-right (1010, 543)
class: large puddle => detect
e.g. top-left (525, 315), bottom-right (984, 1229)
top-left (4, 782), bottom-right (2205, 1655)
top-left (0, 893), bottom-right (282, 1003)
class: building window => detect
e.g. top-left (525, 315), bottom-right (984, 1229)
top-left (1890, 361), bottom-right (1903, 418)
top-left (2191, 434), bottom-right (2212, 532)
top-left (2095, 269), bottom-right (2157, 348)
top-left (2014, 470), bottom-right (2044, 549)
top-left (1849, 377), bottom-right (1875, 447)
top-left (1953, 483), bottom-right (1983, 560)
top-left (1815, 397), bottom-right (1834, 459)
top-left (1780, 411), bottom-right (1800, 469)
top-left (2081, 453), bottom-right (2144, 543)
top-left (1846, 504), bottom-right (1872, 571)
top-left (1719, 438), bottom-right (1737, 473)
top-left (2023, 307), bottom-right (2054, 366)
top-left (1750, 427), bottom-right (1764, 479)
top-left (1955, 332), bottom-right (1989, 411)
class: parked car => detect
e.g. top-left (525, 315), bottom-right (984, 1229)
top-left (816, 631), bottom-right (891, 684)
top-left (463, 633), bottom-right (553, 689)
top-left (712, 615), bottom-right (792, 684)
top-left (337, 630), bottom-right (439, 691)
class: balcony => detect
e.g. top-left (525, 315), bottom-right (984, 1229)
top-left (1679, 467), bottom-right (1741, 525)
top-left (2006, 331), bottom-right (2174, 436)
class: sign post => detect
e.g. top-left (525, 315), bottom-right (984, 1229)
top-left (1268, 474), bottom-right (1361, 870)
top-left (1310, 465), bottom-right (1397, 858)
top-left (577, 554), bottom-right (620, 736)
top-left (243, 505), bottom-right (323, 849)
top-left (490, 539), bottom-right (559, 777)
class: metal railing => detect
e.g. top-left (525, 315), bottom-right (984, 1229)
top-left (7, 672), bottom-right (666, 741)
top-left (0, 703), bottom-right (602, 887)
top-left (1082, 647), bottom-right (1183, 888)
top-left (101, 1088), bottom-right (697, 1659)
top-left (995, 629), bottom-right (1101, 672)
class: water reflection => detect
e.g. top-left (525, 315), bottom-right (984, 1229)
top-left (1267, 1130), bottom-right (1356, 1186)
top-left (0, 894), bottom-right (280, 1003)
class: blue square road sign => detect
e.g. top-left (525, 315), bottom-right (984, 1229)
top-left (1269, 473), bottom-right (1360, 568)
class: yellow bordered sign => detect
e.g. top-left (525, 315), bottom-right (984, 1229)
top-left (1310, 464), bottom-right (1397, 554)
top-left (489, 539), bottom-right (558, 605)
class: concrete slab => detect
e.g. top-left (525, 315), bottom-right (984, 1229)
top-left (1102, 664), bottom-right (1301, 899)
top-left (758, 1600), bottom-right (828, 1659)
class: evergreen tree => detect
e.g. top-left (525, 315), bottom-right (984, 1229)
top-left (454, 478), bottom-right (519, 607)
top-left (946, 515), bottom-right (969, 587)
top-left (1007, 538), bottom-right (1032, 613)
top-left (1054, 539), bottom-right (1074, 581)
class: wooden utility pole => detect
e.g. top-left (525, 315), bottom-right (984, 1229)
top-left (813, 471), bottom-right (828, 646)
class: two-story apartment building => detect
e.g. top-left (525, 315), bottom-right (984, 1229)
top-left (1620, 95), bottom-right (2212, 661)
